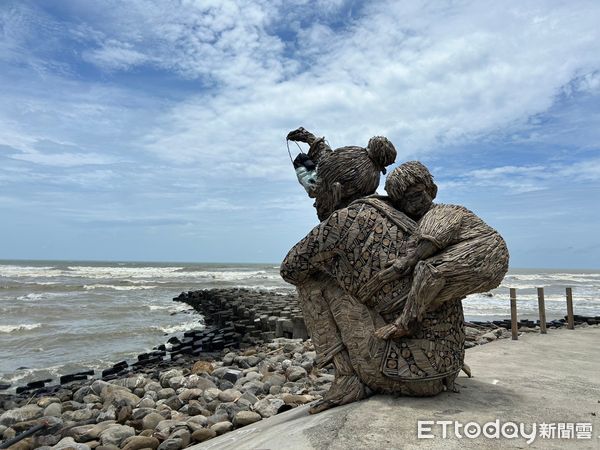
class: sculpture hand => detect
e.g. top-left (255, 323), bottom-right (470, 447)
top-left (373, 323), bottom-right (398, 339)
top-left (287, 127), bottom-right (315, 144)
top-left (373, 322), bottom-right (411, 340)
top-left (383, 256), bottom-right (415, 277)
top-left (357, 258), bottom-right (412, 304)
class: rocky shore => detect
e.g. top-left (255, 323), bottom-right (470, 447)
top-left (1, 288), bottom-right (598, 450)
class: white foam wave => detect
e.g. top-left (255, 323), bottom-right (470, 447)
top-left (147, 304), bottom-right (192, 312)
top-left (17, 293), bottom-right (46, 301)
top-left (0, 323), bottom-right (42, 333)
top-left (1, 264), bottom-right (282, 283)
top-left (83, 284), bottom-right (158, 291)
top-left (154, 321), bottom-right (203, 334)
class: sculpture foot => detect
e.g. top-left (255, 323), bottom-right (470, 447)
top-left (309, 375), bottom-right (367, 414)
top-left (373, 323), bottom-right (412, 340)
top-left (462, 363), bottom-right (472, 378)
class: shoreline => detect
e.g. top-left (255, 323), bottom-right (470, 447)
top-left (1, 288), bottom-right (599, 449)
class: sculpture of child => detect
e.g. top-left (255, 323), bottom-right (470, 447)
top-left (358, 161), bottom-right (510, 339)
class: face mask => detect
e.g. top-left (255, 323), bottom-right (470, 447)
top-left (293, 153), bottom-right (318, 194)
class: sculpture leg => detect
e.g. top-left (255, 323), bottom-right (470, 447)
top-left (397, 261), bottom-right (446, 329)
top-left (296, 280), bottom-right (368, 414)
top-left (377, 235), bottom-right (509, 339)
top-left (374, 261), bottom-right (445, 339)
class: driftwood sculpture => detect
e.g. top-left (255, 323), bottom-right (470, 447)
top-left (281, 128), bottom-right (509, 414)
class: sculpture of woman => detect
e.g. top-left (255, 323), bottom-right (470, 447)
top-left (281, 129), bottom-right (467, 413)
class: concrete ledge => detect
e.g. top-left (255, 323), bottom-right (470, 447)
top-left (191, 327), bottom-right (600, 449)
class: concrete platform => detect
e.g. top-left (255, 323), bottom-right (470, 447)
top-left (191, 326), bottom-right (600, 449)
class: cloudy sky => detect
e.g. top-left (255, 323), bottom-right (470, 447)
top-left (1, 0), bottom-right (599, 268)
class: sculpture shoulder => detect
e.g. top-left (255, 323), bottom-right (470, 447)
top-left (427, 203), bottom-right (501, 237)
top-left (350, 195), bottom-right (417, 233)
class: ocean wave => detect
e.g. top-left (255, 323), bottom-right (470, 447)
top-left (153, 321), bottom-right (204, 334)
top-left (0, 323), bottom-right (42, 333)
top-left (147, 304), bottom-right (192, 312)
top-left (83, 284), bottom-right (158, 291)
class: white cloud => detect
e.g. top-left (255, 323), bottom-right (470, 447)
top-left (83, 40), bottom-right (150, 71)
top-left (437, 157), bottom-right (600, 194)
top-left (116, 0), bottom-right (600, 173)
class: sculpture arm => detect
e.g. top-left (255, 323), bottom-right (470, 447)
top-left (280, 211), bottom-right (346, 285)
top-left (414, 204), bottom-right (465, 249)
top-left (286, 126), bottom-right (332, 164)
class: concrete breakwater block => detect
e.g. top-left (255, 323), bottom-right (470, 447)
top-left (173, 288), bottom-right (309, 345)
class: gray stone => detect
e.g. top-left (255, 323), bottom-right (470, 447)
top-left (233, 411), bottom-right (262, 427)
top-left (222, 353), bottom-right (236, 365)
top-left (34, 432), bottom-right (61, 447)
top-left (202, 388), bottom-right (221, 403)
top-left (186, 415), bottom-right (208, 432)
top-left (264, 373), bottom-right (286, 387)
top-left (82, 394), bottom-right (101, 404)
top-left (168, 376), bottom-right (184, 390)
top-left (96, 406), bottom-right (116, 422)
top-left (218, 388), bottom-right (242, 403)
top-left (68, 424), bottom-right (96, 442)
top-left (0, 404), bottom-right (43, 426)
top-left (44, 402), bottom-right (62, 417)
top-left (63, 408), bottom-right (97, 422)
top-left (168, 428), bottom-right (191, 447)
top-left (206, 413), bottom-right (229, 426)
top-left (218, 379), bottom-right (234, 390)
top-left (99, 424), bottom-right (135, 446)
top-left (158, 388), bottom-right (176, 400)
top-left (142, 412), bottom-right (164, 430)
top-left (52, 436), bottom-right (91, 450)
top-left (187, 400), bottom-right (204, 416)
top-left (77, 420), bottom-right (117, 440)
top-left (158, 438), bottom-right (183, 450)
top-left (253, 398), bottom-right (285, 418)
top-left (191, 427), bottom-right (217, 442)
top-left (240, 391), bottom-right (258, 405)
top-left (73, 386), bottom-right (92, 403)
top-left (481, 331), bottom-right (498, 341)
top-left (131, 407), bottom-right (155, 420)
top-left (121, 435), bottom-right (160, 450)
top-left (163, 395), bottom-right (184, 411)
top-left (210, 421), bottom-right (233, 435)
top-left (137, 397), bottom-right (156, 408)
top-left (215, 402), bottom-right (242, 421)
top-left (114, 374), bottom-right (147, 391)
top-left (286, 366), bottom-right (307, 382)
top-left (183, 375), bottom-right (217, 390)
top-left (177, 388), bottom-right (203, 402)
top-left (37, 397), bottom-right (60, 408)
top-left (159, 369), bottom-right (183, 388)
top-left (222, 369), bottom-right (242, 384)
top-left (2, 426), bottom-right (15, 440)
top-left (240, 380), bottom-right (265, 396)
top-left (144, 381), bottom-right (162, 393)
top-left (155, 419), bottom-right (188, 436)
top-left (100, 385), bottom-right (141, 408)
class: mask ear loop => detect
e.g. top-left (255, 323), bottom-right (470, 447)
top-left (286, 139), bottom-right (304, 165)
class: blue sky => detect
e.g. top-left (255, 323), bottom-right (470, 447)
top-left (0, 0), bottom-right (599, 268)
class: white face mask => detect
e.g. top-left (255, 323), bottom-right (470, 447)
top-left (293, 153), bottom-right (318, 195)
top-left (295, 166), bottom-right (318, 194)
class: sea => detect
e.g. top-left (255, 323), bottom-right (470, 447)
top-left (1, 260), bottom-right (599, 388)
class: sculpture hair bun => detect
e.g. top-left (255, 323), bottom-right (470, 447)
top-left (385, 161), bottom-right (438, 201)
top-left (367, 136), bottom-right (397, 174)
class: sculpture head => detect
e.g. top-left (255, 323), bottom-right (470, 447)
top-left (385, 161), bottom-right (437, 220)
top-left (314, 136), bottom-right (397, 221)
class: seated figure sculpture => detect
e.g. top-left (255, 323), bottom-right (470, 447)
top-left (281, 128), bottom-right (509, 414)
top-left (358, 161), bottom-right (510, 339)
